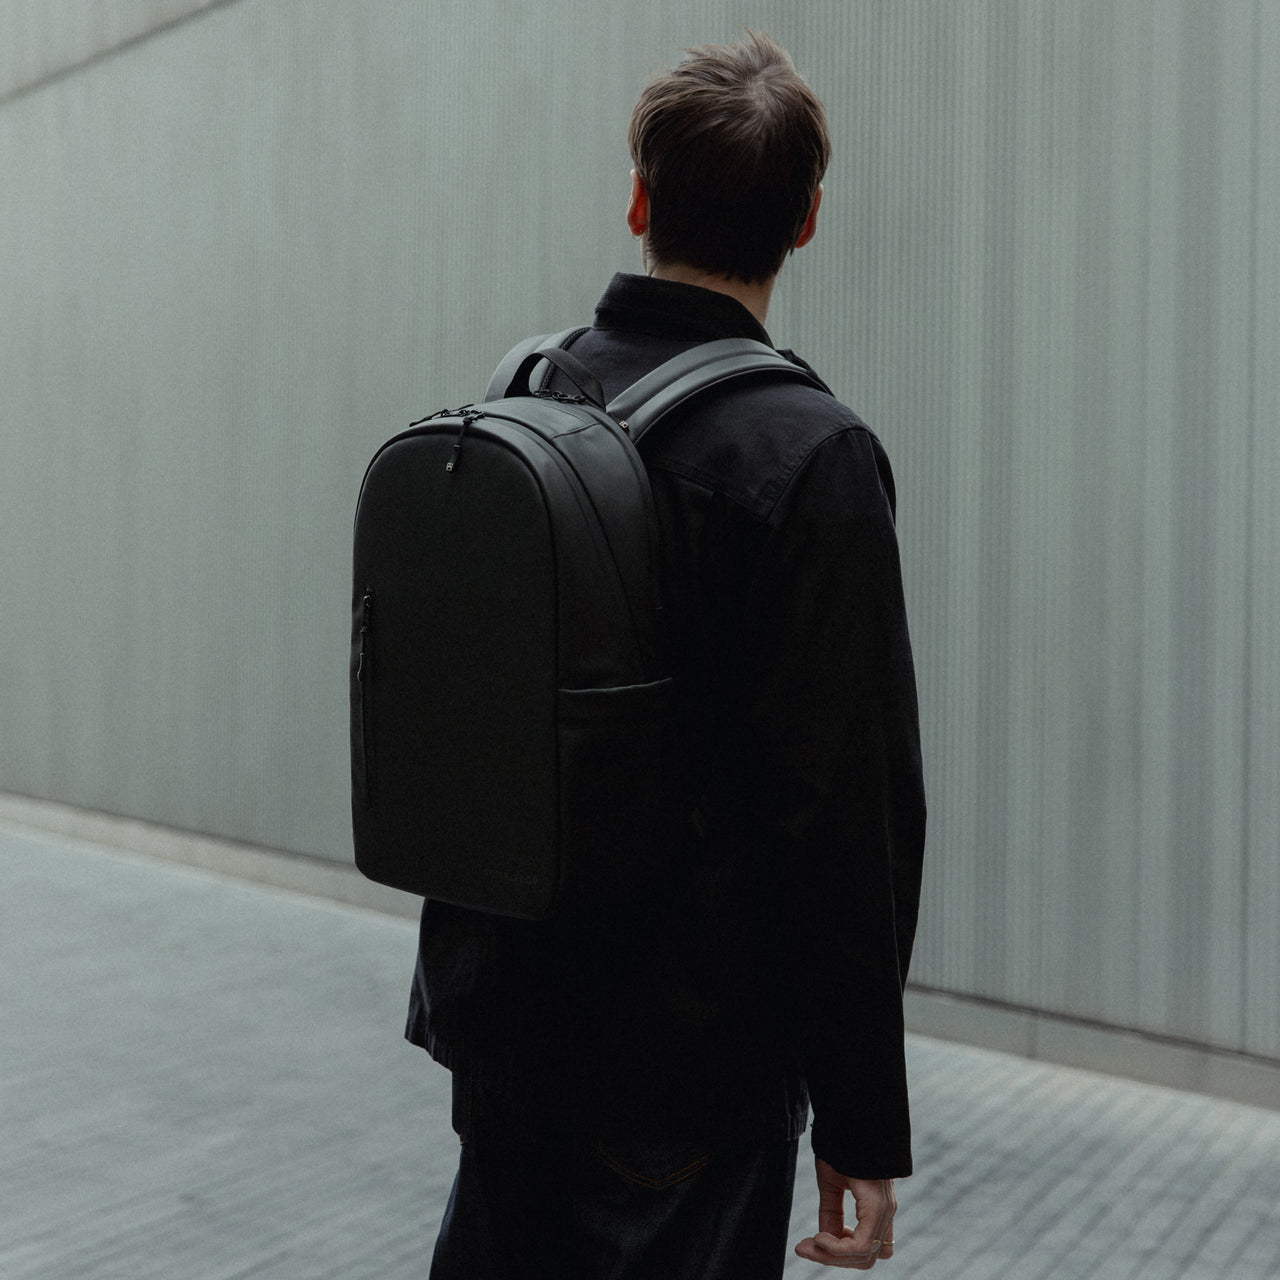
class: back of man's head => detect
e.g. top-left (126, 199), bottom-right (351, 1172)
top-left (627, 32), bottom-right (831, 285)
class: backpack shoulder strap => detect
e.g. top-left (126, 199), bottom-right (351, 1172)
top-left (486, 332), bottom-right (827, 437)
top-left (484, 327), bottom-right (588, 402)
top-left (608, 338), bottom-right (826, 444)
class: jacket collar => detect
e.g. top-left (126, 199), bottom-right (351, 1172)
top-left (594, 273), bottom-right (775, 347)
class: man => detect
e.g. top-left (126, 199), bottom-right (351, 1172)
top-left (409, 32), bottom-right (925, 1278)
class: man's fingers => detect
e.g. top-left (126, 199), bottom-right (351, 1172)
top-left (845, 1177), bottom-right (894, 1258)
top-left (794, 1227), bottom-right (883, 1270)
top-left (815, 1168), bottom-right (849, 1239)
top-left (875, 1203), bottom-right (896, 1262)
top-left (795, 1169), bottom-right (897, 1269)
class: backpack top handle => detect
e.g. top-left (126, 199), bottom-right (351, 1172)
top-left (505, 345), bottom-right (606, 409)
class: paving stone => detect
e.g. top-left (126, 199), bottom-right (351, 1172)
top-left (2, 825), bottom-right (1277, 1279)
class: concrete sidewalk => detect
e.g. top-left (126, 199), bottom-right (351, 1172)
top-left (2, 821), bottom-right (1278, 1279)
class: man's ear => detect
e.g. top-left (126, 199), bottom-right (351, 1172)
top-left (794, 184), bottom-right (823, 249)
top-left (627, 170), bottom-right (649, 238)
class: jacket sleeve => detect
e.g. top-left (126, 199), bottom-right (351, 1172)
top-left (739, 424), bottom-right (926, 1179)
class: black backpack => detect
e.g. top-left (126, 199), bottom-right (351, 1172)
top-left (350, 330), bottom-right (820, 918)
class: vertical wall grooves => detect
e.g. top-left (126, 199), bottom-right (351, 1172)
top-left (1239, 0), bottom-right (1261, 1047)
top-left (0, 0), bottom-right (234, 104)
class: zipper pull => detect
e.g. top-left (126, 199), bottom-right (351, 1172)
top-left (446, 410), bottom-right (481, 473)
top-left (356, 592), bottom-right (372, 682)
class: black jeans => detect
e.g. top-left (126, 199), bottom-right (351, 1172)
top-left (429, 1069), bottom-right (800, 1280)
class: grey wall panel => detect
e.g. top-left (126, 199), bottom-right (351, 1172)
top-left (0, 0), bottom-right (903, 859)
top-left (1130, 0), bottom-right (1260, 1054)
top-left (2, 0), bottom-right (1277, 1062)
top-left (773, 1), bottom-right (1278, 1061)
top-left (1245, 0), bottom-right (1280, 1062)
top-left (0, 0), bottom-right (226, 100)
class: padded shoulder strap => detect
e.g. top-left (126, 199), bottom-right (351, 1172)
top-left (608, 338), bottom-right (825, 444)
top-left (486, 333), bottom-right (826, 440)
top-left (484, 327), bottom-right (587, 402)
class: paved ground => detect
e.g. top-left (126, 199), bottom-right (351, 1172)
top-left (3, 821), bottom-right (1279, 1279)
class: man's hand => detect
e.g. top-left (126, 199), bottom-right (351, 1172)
top-left (794, 1158), bottom-right (896, 1270)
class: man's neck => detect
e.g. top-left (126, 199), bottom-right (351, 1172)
top-left (646, 261), bottom-right (777, 327)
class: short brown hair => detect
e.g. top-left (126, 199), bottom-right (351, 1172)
top-left (627, 32), bottom-right (831, 283)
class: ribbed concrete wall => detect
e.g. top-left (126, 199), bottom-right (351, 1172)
top-left (778, 1), bottom-right (1280, 1067)
top-left (0, 0), bottom-right (226, 100)
top-left (2, 1), bottom-right (1277, 1067)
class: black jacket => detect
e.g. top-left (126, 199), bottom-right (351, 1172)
top-left (407, 273), bottom-right (926, 1179)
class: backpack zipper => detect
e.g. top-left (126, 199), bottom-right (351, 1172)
top-left (354, 591), bottom-right (375, 806)
top-left (405, 406), bottom-right (487, 474)
top-left (446, 410), bottom-right (483, 472)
